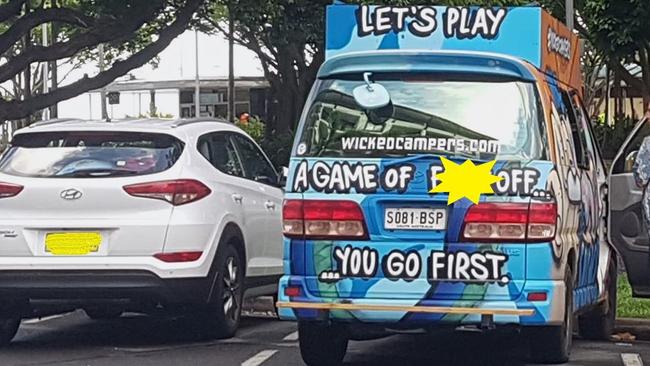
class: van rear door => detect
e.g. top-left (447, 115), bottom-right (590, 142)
top-left (290, 75), bottom-right (548, 303)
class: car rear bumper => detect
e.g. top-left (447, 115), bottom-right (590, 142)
top-left (0, 270), bottom-right (215, 307)
top-left (0, 255), bottom-right (215, 279)
top-left (277, 276), bottom-right (566, 326)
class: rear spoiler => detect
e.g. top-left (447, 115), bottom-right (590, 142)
top-left (317, 50), bottom-right (536, 82)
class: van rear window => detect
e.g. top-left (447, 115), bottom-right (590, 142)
top-left (295, 78), bottom-right (545, 160)
top-left (0, 131), bottom-right (184, 178)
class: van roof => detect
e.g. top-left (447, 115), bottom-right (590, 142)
top-left (325, 5), bottom-right (581, 91)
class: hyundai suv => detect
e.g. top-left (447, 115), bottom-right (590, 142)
top-left (0, 118), bottom-right (284, 344)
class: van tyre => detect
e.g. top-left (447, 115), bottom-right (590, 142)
top-left (299, 322), bottom-right (348, 366)
top-left (527, 267), bottom-right (574, 364)
top-left (579, 258), bottom-right (617, 340)
top-left (193, 243), bottom-right (244, 339)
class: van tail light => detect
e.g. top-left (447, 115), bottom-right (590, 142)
top-left (0, 182), bottom-right (23, 199)
top-left (461, 202), bottom-right (556, 242)
top-left (124, 179), bottom-right (211, 206)
top-left (283, 199), bottom-right (368, 240)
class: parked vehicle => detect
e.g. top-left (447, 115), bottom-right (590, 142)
top-left (277, 5), bottom-right (618, 365)
top-left (0, 118), bottom-right (284, 344)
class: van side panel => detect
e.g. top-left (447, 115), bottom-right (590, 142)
top-left (540, 73), bottom-right (608, 310)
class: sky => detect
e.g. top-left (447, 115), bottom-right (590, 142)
top-left (56, 30), bottom-right (264, 120)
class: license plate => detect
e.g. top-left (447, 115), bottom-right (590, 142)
top-left (45, 232), bottom-right (102, 255)
top-left (384, 208), bottom-right (447, 230)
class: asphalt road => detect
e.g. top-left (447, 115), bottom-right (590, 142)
top-left (1, 302), bottom-right (649, 366)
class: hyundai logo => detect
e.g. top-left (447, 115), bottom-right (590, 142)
top-left (60, 188), bottom-right (83, 201)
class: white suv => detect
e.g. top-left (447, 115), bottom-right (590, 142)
top-left (0, 118), bottom-right (284, 344)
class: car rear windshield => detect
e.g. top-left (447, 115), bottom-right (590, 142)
top-left (295, 76), bottom-right (546, 160)
top-left (0, 131), bottom-right (184, 178)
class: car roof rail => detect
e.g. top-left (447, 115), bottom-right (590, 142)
top-left (171, 117), bottom-right (231, 128)
top-left (28, 118), bottom-right (84, 128)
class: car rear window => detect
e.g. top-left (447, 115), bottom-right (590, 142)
top-left (0, 131), bottom-right (184, 178)
top-left (295, 76), bottom-right (546, 161)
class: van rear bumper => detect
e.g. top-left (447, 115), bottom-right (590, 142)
top-left (277, 301), bottom-right (535, 316)
top-left (277, 276), bottom-right (565, 326)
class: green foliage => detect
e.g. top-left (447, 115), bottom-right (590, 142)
top-left (592, 116), bottom-right (637, 160)
top-left (578, 0), bottom-right (650, 105)
top-left (261, 132), bottom-right (294, 168)
top-left (618, 273), bottom-right (650, 319)
top-left (209, 0), bottom-right (650, 143)
top-left (206, 0), bottom-right (329, 134)
top-left (209, 0), bottom-right (329, 49)
top-left (0, 0), bottom-right (202, 121)
top-left (235, 116), bottom-right (265, 143)
top-left (359, 0), bottom-right (532, 5)
top-left (582, 0), bottom-right (650, 63)
top-left (234, 117), bottom-right (292, 167)
top-left (127, 112), bottom-right (174, 119)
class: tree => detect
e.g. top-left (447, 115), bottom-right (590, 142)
top-left (581, 43), bottom-right (608, 117)
top-left (0, 0), bottom-right (205, 122)
top-left (206, 0), bottom-right (538, 137)
top-left (206, 0), bottom-right (328, 137)
top-left (207, 0), bottom-right (650, 135)
top-left (577, 0), bottom-right (650, 111)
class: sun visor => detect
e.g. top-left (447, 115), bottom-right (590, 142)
top-left (326, 5), bottom-right (581, 90)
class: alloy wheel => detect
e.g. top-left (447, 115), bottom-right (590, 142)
top-left (222, 256), bottom-right (241, 321)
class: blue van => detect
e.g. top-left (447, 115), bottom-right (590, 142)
top-left (276, 5), bottom-right (632, 365)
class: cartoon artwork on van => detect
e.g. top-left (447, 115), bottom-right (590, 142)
top-left (278, 4), bottom-right (615, 364)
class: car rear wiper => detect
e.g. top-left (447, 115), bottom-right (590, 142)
top-left (384, 151), bottom-right (481, 167)
top-left (55, 169), bottom-right (140, 178)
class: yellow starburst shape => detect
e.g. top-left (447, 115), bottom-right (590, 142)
top-left (429, 157), bottom-right (503, 205)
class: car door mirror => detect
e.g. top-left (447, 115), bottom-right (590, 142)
top-left (625, 150), bottom-right (639, 173)
top-left (254, 175), bottom-right (276, 186)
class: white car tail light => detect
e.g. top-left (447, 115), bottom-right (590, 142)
top-left (123, 179), bottom-right (211, 206)
top-left (462, 202), bottom-right (556, 242)
top-left (154, 251), bottom-right (203, 262)
top-left (283, 199), bottom-right (368, 240)
top-left (0, 182), bottom-right (23, 199)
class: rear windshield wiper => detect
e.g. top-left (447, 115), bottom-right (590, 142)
top-left (384, 151), bottom-right (483, 167)
top-left (55, 169), bottom-right (140, 178)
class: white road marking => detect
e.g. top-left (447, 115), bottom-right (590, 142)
top-left (622, 353), bottom-right (644, 366)
top-left (241, 349), bottom-right (278, 366)
top-left (283, 331), bottom-right (298, 341)
top-left (22, 314), bottom-right (69, 324)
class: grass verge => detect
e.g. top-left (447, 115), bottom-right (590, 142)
top-left (618, 273), bottom-right (650, 319)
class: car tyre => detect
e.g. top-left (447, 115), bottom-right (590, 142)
top-left (271, 293), bottom-right (279, 317)
top-left (298, 322), bottom-right (348, 366)
top-left (194, 243), bottom-right (244, 339)
top-left (84, 307), bottom-right (123, 320)
top-left (579, 257), bottom-right (617, 340)
top-left (527, 267), bottom-right (573, 364)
